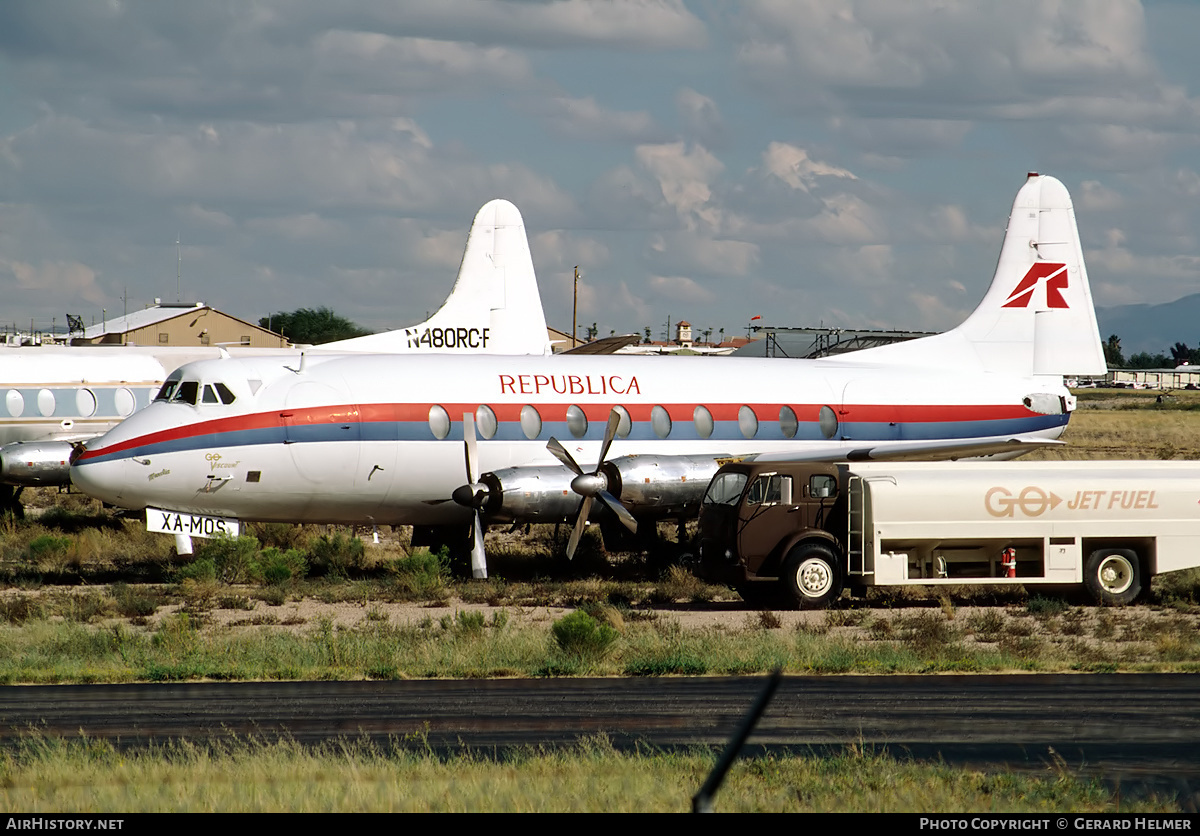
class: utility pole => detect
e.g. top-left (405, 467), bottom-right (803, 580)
top-left (572, 266), bottom-right (579, 347)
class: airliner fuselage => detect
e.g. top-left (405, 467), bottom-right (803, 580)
top-left (71, 351), bottom-right (1070, 524)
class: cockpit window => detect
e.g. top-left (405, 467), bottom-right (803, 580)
top-left (214, 382), bottom-right (236, 404)
top-left (202, 385), bottom-right (219, 404)
top-left (155, 375), bottom-right (182, 402)
top-left (172, 381), bottom-right (199, 405)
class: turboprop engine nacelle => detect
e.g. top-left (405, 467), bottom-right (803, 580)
top-left (0, 441), bottom-right (78, 487)
top-left (601, 454), bottom-right (727, 518)
top-left (476, 453), bottom-right (729, 525)
top-left (478, 465), bottom-right (585, 523)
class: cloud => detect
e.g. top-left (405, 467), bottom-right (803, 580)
top-left (3, 259), bottom-right (106, 306)
top-left (648, 232), bottom-right (759, 277)
top-left (1078, 180), bottom-right (1123, 212)
top-left (634, 141), bottom-right (724, 231)
top-left (646, 274), bottom-right (716, 304)
top-left (535, 96), bottom-right (662, 143)
top-left (735, 0), bottom-right (1159, 108)
top-left (3, 114), bottom-right (574, 218)
top-left (675, 87), bottom-right (728, 147)
top-left (758, 142), bottom-right (856, 192)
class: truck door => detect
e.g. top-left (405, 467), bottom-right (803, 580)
top-left (736, 472), bottom-right (795, 575)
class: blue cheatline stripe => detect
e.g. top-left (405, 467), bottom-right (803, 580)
top-left (77, 412), bottom-right (1066, 465)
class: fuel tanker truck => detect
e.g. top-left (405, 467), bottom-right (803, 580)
top-left (696, 460), bottom-right (1200, 608)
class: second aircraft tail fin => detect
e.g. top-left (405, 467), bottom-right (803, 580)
top-left (327, 199), bottom-right (551, 355)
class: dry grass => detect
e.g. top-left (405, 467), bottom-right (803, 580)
top-left (1029, 388), bottom-right (1200, 460)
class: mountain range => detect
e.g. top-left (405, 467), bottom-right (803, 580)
top-left (1095, 294), bottom-right (1200, 357)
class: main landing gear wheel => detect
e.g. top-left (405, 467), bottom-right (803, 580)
top-left (1084, 548), bottom-right (1142, 606)
top-left (782, 543), bottom-right (843, 609)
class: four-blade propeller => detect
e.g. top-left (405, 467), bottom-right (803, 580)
top-left (546, 408), bottom-right (638, 560)
top-left (451, 407), bottom-right (639, 570)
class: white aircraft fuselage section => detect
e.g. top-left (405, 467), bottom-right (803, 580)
top-left (71, 351), bottom-right (1069, 524)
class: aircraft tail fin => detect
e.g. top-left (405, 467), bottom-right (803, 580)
top-left (326, 199), bottom-right (552, 355)
top-left (840, 173), bottom-right (1107, 377)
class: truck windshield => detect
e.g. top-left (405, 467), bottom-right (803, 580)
top-left (703, 472), bottom-right (748, 506)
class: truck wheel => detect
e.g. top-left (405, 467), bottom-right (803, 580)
top-left (1084, 548), bottom-right (1141, 606)
top-left (782, 544), bottom-right (843, 609)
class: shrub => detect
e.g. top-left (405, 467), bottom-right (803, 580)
top-left (440, 609), bottom-right (486, 637)
top-left (195, 535), bottom-right (262, 584)
top-left (253, 522), bottom-right (309, 551)
top-left (176, 557), bottom-right (217, 583)
top-left (110, 582), bottom-right (161, 618)
top-left (259, 548), bottom-right (309, 585)
top-left (651, 566), bottom-right (714, 604)
top-left (0, 594), bottom-right (43, 624)
top-left (551, 610), bottom-right (617, 662)
top-left (26, 534), bottom-right (72, 562)
top-left (390, 547), bottom-right (449, 596)
top-left (309, 533), bottom-right (366, 577)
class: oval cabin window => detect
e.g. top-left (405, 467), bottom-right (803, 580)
top-left (738, 405), bottom-right (758, 439)
top-left (428, 405), bottom-right (451, 440)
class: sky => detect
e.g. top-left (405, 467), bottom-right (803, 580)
top-left (2, 0), bottom-right (1200, 344)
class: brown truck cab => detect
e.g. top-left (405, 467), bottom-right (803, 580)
top-left (698, 461), bottom-right (850, 608)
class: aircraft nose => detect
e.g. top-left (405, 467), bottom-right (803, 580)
top-left (70, 455), bottom-right (129, 506)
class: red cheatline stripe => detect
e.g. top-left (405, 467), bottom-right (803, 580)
top-left (80, 400), bottom-right (1040, 460)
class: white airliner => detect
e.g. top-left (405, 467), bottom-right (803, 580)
top-left (0, 199), bottom-right (551, 489)
top-left (71, 174), bottom-right (1107, 578)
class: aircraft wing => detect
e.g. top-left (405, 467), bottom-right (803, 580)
top-left (750, 435), bottom-right (1063, 464)
top-left (559, 334), bottom-right (642, 355)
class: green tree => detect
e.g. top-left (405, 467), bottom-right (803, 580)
top-left (1127, 351), bottom-right (1171, 369)
top-left (1102, 334), bottom-right (1124, 368)
top-left (259, 307), bottom-right (371, 345)
top-left (1170, 342), bottom-right (1191, 367)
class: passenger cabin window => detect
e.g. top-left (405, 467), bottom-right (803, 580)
top-left (651, 405), bottom-right (672, 438)
top-left (810, 474), bottom-right (837, 498)
top-left (476, 404), bottom-right (498, 439)
top-left (745, 474), bottom-right (788, 506)
top-left (738, 405), bottom-right (759, 439)
top-left (428, 405), bottom-right (451, 440)
top-left (819, 405), bottom-right (838, 439)
top-left (613, 405), bottom-right (632, 438)
top-left (703, 472), bottom-right (748, 506)
top-left (566, 405), bottom-right (588, 438)
top-left (520, 405), bottom-right (542, 439)
top-left (779, 406), bottom-right (798, 439)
